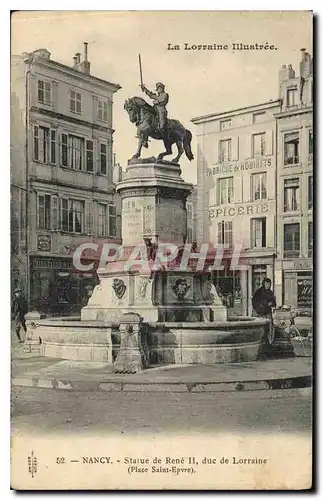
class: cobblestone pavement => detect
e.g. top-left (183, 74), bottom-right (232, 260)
top-left (11, 386), bottom-right (312, 437)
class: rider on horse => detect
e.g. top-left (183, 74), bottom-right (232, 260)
top-left (141, 82), bottom-right (169, 138)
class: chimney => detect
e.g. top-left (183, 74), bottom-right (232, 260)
top-left (300, 48), bottom-right (312, 78)
top-left (73, 56), bottom-right (78, 67)
top-left (84, 42), bottom-right (88, 62)
top-left (287, 64), bottom-right (295, 79)
top-left (76, 53), bottom-right (81, 64)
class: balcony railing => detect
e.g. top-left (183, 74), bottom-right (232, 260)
top-left (284, 203), bottom-right (300, 212)
top-left (284, 249), bottom-right (300, 258)
top-left (284, 156), bottom-right (299, 165)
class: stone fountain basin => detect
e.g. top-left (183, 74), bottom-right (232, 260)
top-left (28, 316), bottom-right (269, 364)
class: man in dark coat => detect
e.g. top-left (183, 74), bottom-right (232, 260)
top-left (12, 288), bottom-right (28, 343)
top-left (252, 278), bottom-right (276, 344)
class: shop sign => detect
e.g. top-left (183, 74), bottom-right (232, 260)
top-left (207, 157), bottom-right (273, 176)
top-left (209, 203), bottom-right (269, 218)
top-left (297, 277), bottom-right (313, 307)
top-left (295, 260), bottom-right (312, 270)
top-left (32, 257), bottom-right (73, 270)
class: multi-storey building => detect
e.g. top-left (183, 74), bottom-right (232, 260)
top-left (11, 44), bottom-right (121, 315)
top-left (191, 48), bottom-right (313, 315)
top-left (192, 100), bottom-right (280, 315)
top-left (274, 49), bottom-right (313, 309)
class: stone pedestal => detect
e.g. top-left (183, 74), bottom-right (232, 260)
top-left (82, 160), bottom-right (211, 324)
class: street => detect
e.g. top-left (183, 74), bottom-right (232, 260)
top-left (11, 387), bottom-right (312, 437)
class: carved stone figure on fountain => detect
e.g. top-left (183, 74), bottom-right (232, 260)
top-left (172, 278), bottom-right (191, 301)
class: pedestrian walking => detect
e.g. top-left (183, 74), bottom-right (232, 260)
top-left (252, 278), bottom-right (277, 344)
top-left (12, 288), bottom-right (28, 343)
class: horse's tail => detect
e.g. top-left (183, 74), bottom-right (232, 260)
top-left (183, 129), bottom-right (194, 161)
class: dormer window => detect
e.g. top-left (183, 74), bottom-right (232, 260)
top-left (287, 87), bottom-right (297, 107)
top-left (37, 80), bottom-right (51, 105)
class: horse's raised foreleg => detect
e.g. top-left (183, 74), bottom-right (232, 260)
top-left (172, 141), bottom-right (184, 164)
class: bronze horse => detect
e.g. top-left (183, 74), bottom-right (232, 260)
top-left (124, 97), bottom-right (194, 164)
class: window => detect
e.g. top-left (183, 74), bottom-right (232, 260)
top-left (70, 90), bottom-right (82, 114)
top-left (252, 112), bottom-right (266, 124)
top-left (61, 198), bottom-right (84, 233)
top-left (100, 143), bottom-right (107, 174)
top-left (33, 125), bottom-right (56, 164)
top-left (187, 227), bottom-right (193, 244)
top-left (37, 193), bottom-right (59, 230)
top-left (219, 139), bottom-right (231, 162)
top-left (98, 203), bottom-right (117, 237)
top-left (217, 221), bottom-right (233, 248)
top-left (284, 132), bottom-right (299, 165)
top-left (220, 119), bottom-right (231, 130)
top-left (308, 222), bottom-right (313, 257)
top-left (309, 130), bottom-right (313, 157)
top-left (252, 133), bottom-right (265, 156)
top-left (284, 178), bottom-right (300, 212)
top-left (86, 141), bottom-right (93, 172)
top-left (37, 194), bottom-right (51, 230)
top-left (284, 223), bottom-right (300, 257)
top-left (251, 218), bottom-right (266, 248)
top-left (60, 133), bottom-right (93, 172)
top-left (70, 135), bottom-right (84, 170)
top-left (37, 80), bottom-right (51, 105)
top-left (251, 173), bottom-right (267, 201)
top-left (187, 202), bottom-right (193, 219)
top-left (219, 177), bottom-right (233, 205)
top-left (287, 88), bottom-right (297, 107)
top-left (98, 100), bottom-right (109, 122)
top-left (308, 176), bottom-right (313, 210)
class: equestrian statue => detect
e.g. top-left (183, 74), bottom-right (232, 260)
top-left (124, 54), bottom-right (194, 164)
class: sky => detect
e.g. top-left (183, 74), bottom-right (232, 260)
top-left (11, 10), bottom-right (313, 184)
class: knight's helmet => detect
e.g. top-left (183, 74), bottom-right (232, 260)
top-left (156, 82), bottom-right (165, 91)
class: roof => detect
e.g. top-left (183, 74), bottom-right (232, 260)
top-left (191, 99), bottom-right (281, 124)
top-left (18, 51), bottom-right (121, 92)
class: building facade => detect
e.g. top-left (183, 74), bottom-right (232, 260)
top-left (191, 48), bottom-right (313, 315)
top-left (192, 100), bottom-right (280, 315)
top-left (11, 44), bottom-right (122, 315)
top-left (274, 49), bottom-right (313, 309)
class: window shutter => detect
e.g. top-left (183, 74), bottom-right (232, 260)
top-left (33, 125), bottom-right (39, 161)
top-left (232, 137), bottom-right (239, 161)
top-left (61, 133), bottom-right (68, 166)
top-left (86, 140), bottom-right (94, 172)
top-left (51, 195), bottom-right (59, 230)
top-left (61, 197), bottom-right (68, 231)
top-left (217, 222), bottom-right (223, 244)
top-left (50, 130), bottom-right (56, 164)
top-left (266, 130), bottom-right (273, 155)
top-left (214, 139), bottom-right (219, 165)
top-left (245, 134), bottom-right (252, 158)
top-left (86, 201), bottom-right (94, 235)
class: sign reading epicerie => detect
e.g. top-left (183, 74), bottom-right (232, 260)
top-left (207, 157), bottom-right (273, 176)
top-left (209, 203), bottom-right (269, 218)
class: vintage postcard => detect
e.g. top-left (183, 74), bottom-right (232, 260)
top-left (10, 10), bottom-right (313, 490)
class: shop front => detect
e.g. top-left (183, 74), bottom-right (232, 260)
top-left (30, 256), bottom-right (99, 316)
top-left (282, 259), bottom-right (313, 310)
